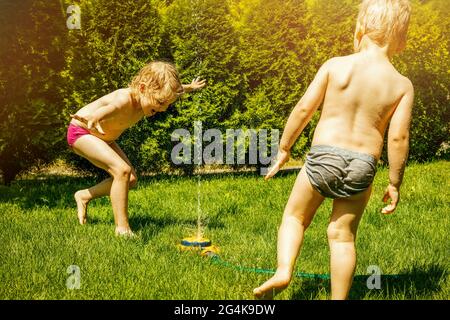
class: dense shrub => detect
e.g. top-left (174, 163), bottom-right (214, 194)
top-left (1, 0), bottom-right (448, 184)
top-left (0, 0), bottom-right (67, 184)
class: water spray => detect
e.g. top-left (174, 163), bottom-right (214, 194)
top-left (178, 0), bottom-right (219, 257)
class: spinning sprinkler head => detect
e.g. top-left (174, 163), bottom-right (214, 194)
top-left (178, 236), bottom-right (220, 257)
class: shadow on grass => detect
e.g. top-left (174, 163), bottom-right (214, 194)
top-left (290, 262), bottom-right (447, 300)
top-left (0, 169), bottom-right (300, 210)
top-left (130, 214), bottom-right (225, 243)
top-left (0, 174), bottom-right (234, 245)
top-left (126, 201), bottom-right (227, 240)
top-left (84, 211), bottom-right (221, 243)
top-left (0, 175), bottom-right (100, 210)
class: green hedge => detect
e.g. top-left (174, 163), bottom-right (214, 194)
top-left (0, 0), bottom-right (448, 184)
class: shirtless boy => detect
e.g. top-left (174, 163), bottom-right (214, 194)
top-left (68, 61), bottom-right (205, 236)
top-left (254, 0), bottom-right (413, 299)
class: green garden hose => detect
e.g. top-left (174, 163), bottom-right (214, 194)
top-left (207, 253), bottom-right (400, 280)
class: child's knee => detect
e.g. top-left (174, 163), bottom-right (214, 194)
top-left (327, 223), bottom-right (355, 243)
top-left (129, 173), bottom-right (138, 189)
top-left (111, 163), bottom-right (132, 179)
top-left (282, 208), bottom-right (312, 229)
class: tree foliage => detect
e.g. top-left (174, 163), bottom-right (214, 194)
top-left (0, 0), bottom-right (67, 184)
top-left (61, 0), bottom-right (166, 175)
top-left (393, 1), bottom-right (449, 161)
top-left (0, 0), bottom-right (448, 183)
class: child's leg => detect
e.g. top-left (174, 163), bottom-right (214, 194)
top-left (71, 136), bottom-right (134, 233)
top-left (327, 186), bottom-right (372, 300)
top-left (254, 168), bottom-right (325, 299)
top-left (74, 142), bottom-right (138, 223)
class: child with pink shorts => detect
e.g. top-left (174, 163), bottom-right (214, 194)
top-left (68, 61), bottom-right (205, 236)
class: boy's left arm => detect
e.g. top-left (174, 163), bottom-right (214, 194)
top-left (265, 60), bottom-right (331, 180)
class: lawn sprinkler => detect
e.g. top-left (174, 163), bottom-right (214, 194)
top-left (178, 236), bottom-right (220, 258)
top-left (178, 173), bottom-right (220, 258)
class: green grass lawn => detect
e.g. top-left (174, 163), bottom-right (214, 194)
top-left (0, 161), bottom-right (449, 300)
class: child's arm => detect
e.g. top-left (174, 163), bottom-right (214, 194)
top-left (265, 60), bottom-right (331, 180)
top-left (71, 104), bottom-right (119, 135)
top-left (382, 80), bottom-right (414, 214)
top-left (182, 77), bottom-right (206, 93)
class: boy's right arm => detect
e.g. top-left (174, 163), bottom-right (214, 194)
top-left (265, 60), bottom-right (331, 180)
top-left (383, 80), bottom-right (414, 214)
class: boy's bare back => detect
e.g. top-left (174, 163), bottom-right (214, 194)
top-left (312, 52), bottom-right (413, 160)
top-left (256, 0), bottom-right (414, 300)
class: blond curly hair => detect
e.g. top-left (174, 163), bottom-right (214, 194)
top-left (129, 61), bottom-right (183, 104)
top-left (357, 0), bottom-right (411, 52)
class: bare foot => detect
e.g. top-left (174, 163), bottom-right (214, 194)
top-left (253, 271), bottom-right (291, 300)
top-left (115, 227), bottom-right (137, 238)
top-left (74, 190), bottom-right (90, 225)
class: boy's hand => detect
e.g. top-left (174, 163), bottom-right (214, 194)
top-left (265, 149), bottom-right (290, 181)
top-left (381, 184), bottom-right (399, 214)
top-left (70, 114), bottom-right (105, 135)
top-left (190, 77), bottom-right (207, 91)
top-left (181, 78), bottom-right (206, 94)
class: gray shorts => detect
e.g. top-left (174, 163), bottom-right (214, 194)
top-left (305, 145), bottom-right (377, 199)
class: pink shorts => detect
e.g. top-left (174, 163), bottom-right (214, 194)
top-left (67, 123), bottom-right (90, 147)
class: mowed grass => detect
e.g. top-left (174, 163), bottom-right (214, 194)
top-left (0, 161), bottom-right (448, 300)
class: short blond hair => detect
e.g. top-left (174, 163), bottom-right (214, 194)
top-left (357, 0), bottom-right (411, 50)
top-left (129, 61), bottom-right (183, 104)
